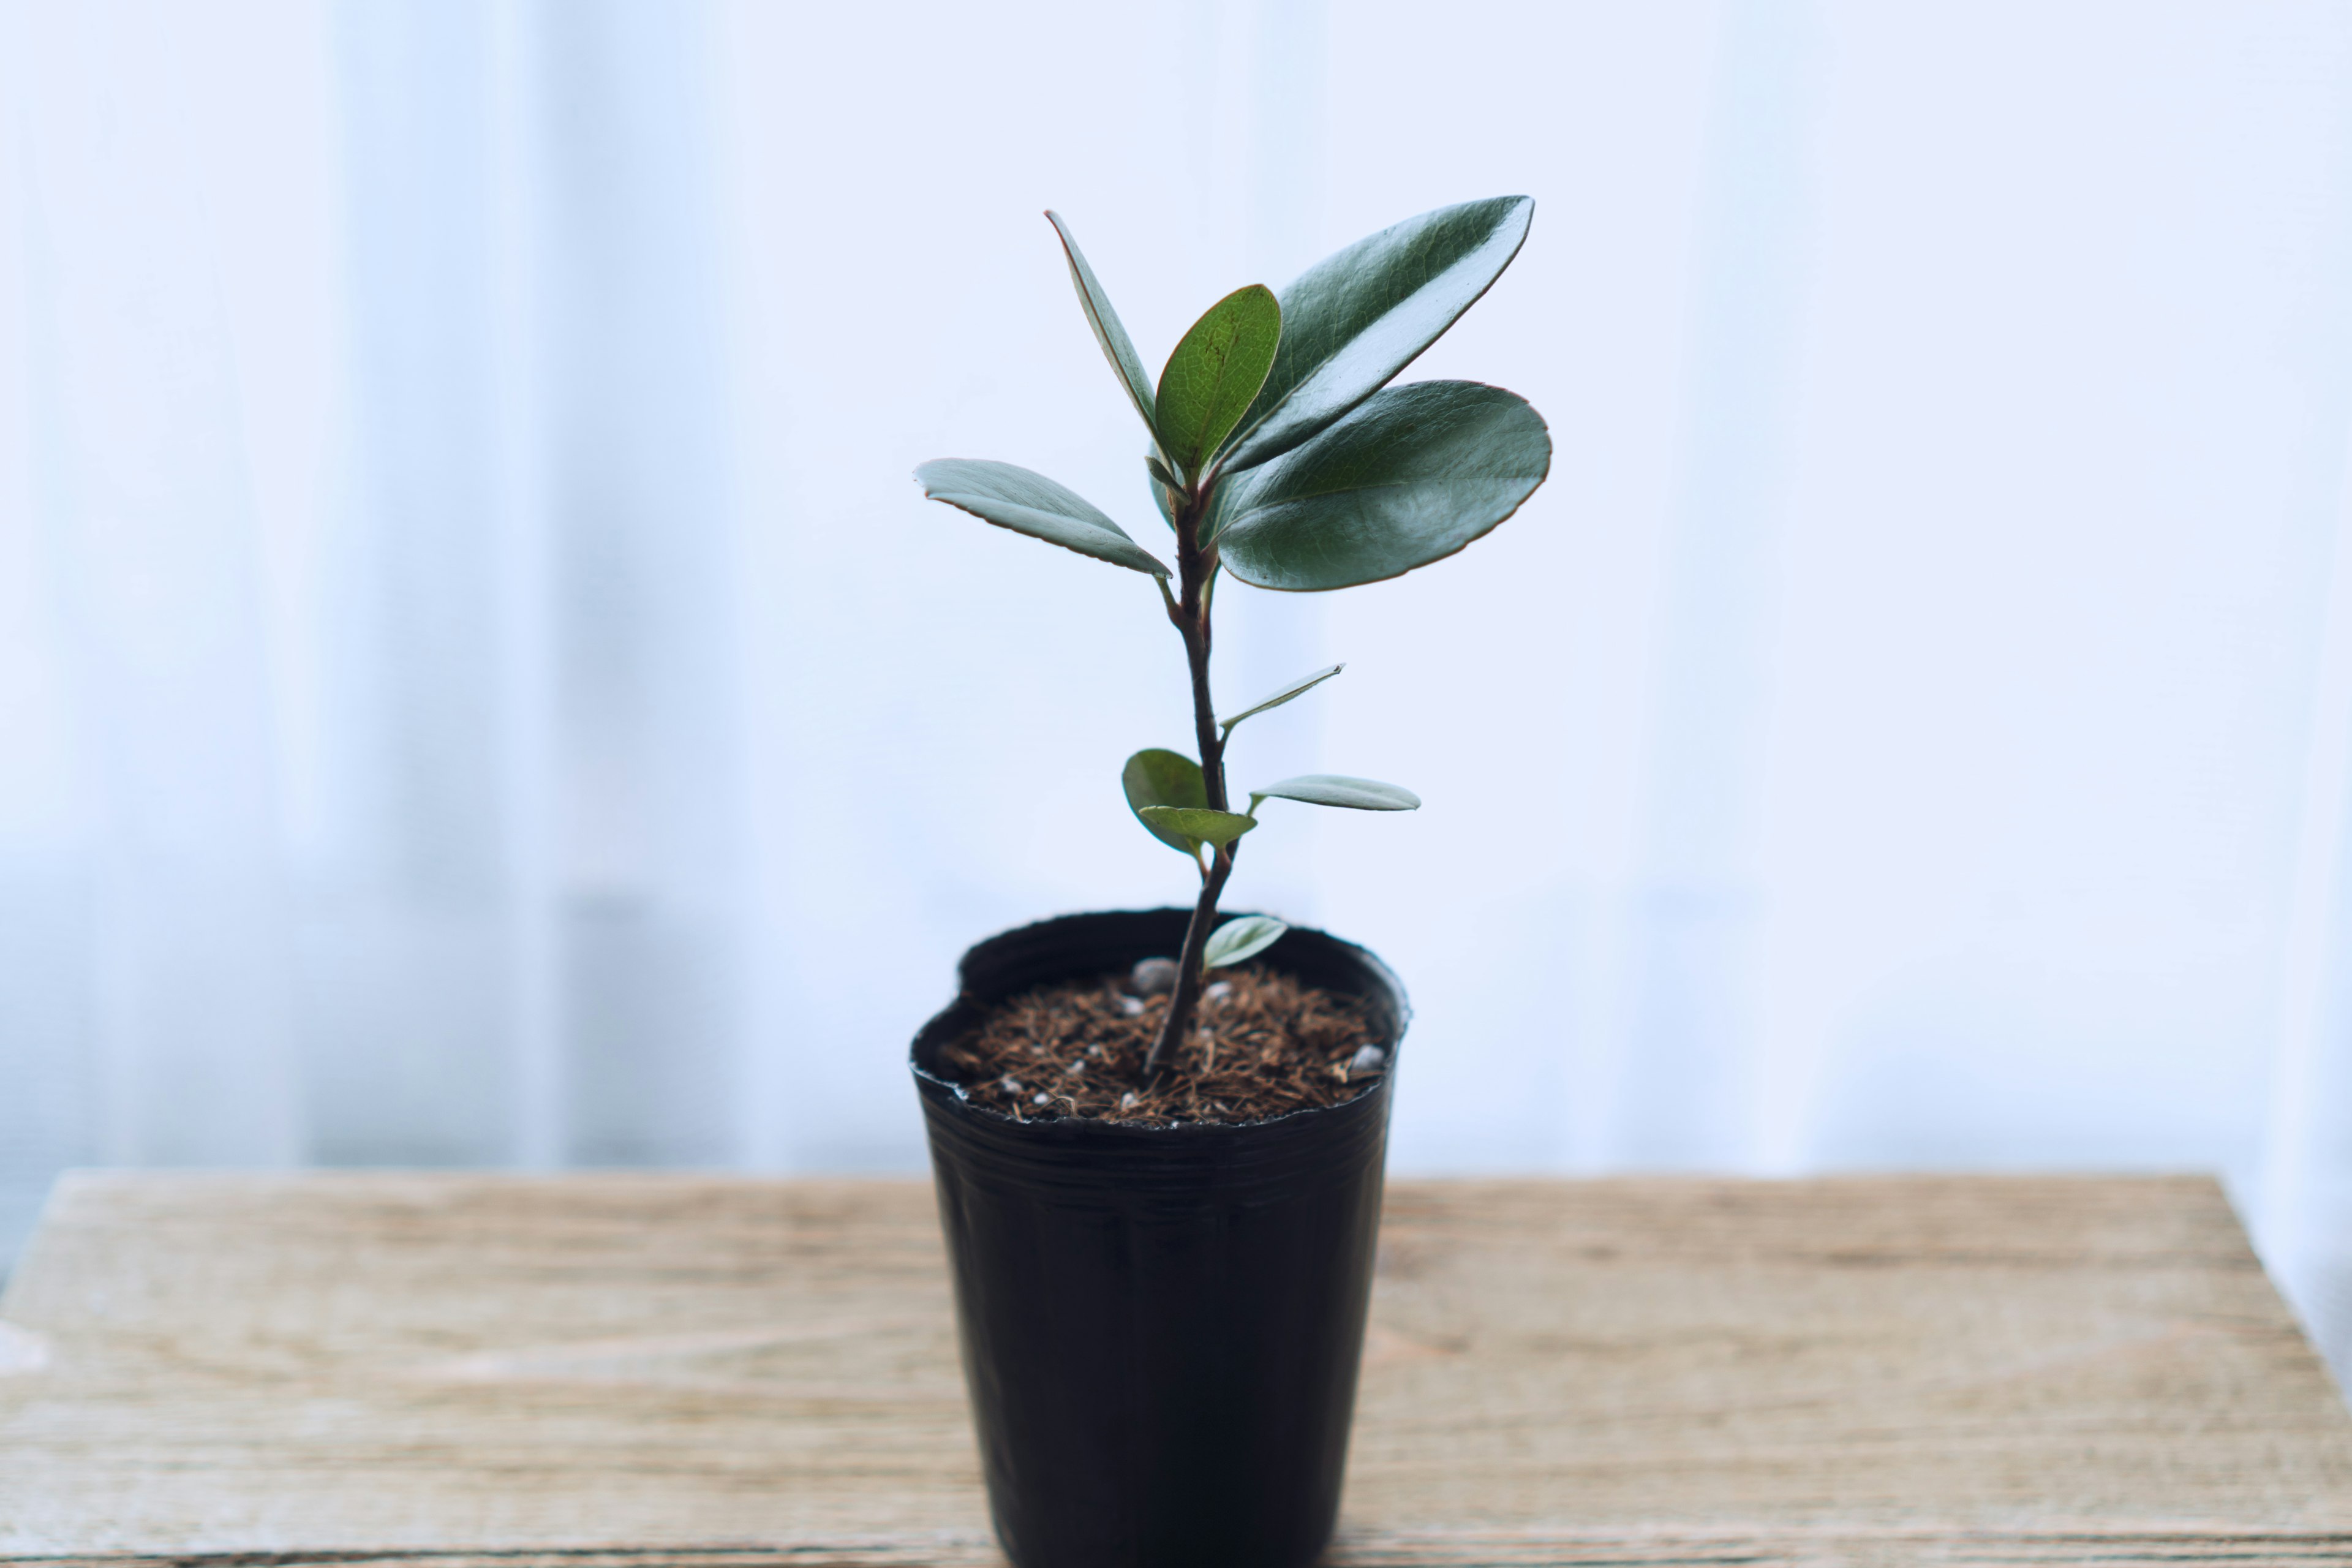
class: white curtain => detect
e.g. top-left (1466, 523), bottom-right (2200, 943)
top-left (4, 0), bottom-right (2351, 1376)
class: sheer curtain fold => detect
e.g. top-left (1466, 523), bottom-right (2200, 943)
top-left (3, 0), bottom-right (2351, 1376)
top-left (7, 1), bottom-right (302, 1212)
top-left (319, 0), bottom-right (747, 1169)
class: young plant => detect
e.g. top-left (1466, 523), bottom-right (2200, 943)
top-left (916, 198), bottom-right (1549, 1083)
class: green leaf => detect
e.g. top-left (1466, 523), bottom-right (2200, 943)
top-left (1204, 914), bottom-right (1287, 968)
top-left (916, 459), bottom-right (1170, 578)
top-left (1251, 774), bottom-right (1420, 811)
top-left (1139, 805), bottom-right (1258, 847)
top-left (1214, 382), bottom-right (1548, 591)
top-left (1220, 196), bottom-right (1534, 474)
top-left (1145, 453), bottom-right (1181, 530)
top-left (1123, 748), bottom-right (1208, 854)
top-left (1220, 663), bottom-right (1343, 734)
top-left (1156, 285), bottom-right (1281, 480)
top-left (1046, 211), bottom-right (1160, 447)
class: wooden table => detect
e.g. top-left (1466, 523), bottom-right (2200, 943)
top-left (1, 1174), bottom-right (2346, 1566)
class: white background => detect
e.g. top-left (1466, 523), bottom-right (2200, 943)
top-left (4, 0), bottom-right (2351, 1378)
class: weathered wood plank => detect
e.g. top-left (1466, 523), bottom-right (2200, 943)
top-left (0, 1175), bottom-right (2345, 1566)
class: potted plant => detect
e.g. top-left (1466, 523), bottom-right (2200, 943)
top-left (908, 197), bottom-right (1549, 1568)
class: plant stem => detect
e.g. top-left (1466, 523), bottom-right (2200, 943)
top-left (1147, 846), bottom-right (1231, 1077)
top-left (1142, 487), bottom-right (1229, 1080)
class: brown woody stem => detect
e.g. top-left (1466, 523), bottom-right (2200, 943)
top-left (1142, 484), bottom-right (1231, 1080)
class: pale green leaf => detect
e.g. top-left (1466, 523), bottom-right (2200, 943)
top-left (1204, 914), bottom-right (1287, 968)
top-left (1250, 774), bottom-right (1420, 811)
top-left (1219, 663), bottom-right (1343, 734)
top-left (1046, 211), bottom-right (1159, 445)
top-left (916, 459), bottom-right (1170, 578)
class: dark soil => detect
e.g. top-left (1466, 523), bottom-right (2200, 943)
top-left (938, 963), bottom-right (1387, 1126)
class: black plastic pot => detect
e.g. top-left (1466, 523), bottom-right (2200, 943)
top-left (910, 908), bottom-right (1409, 1568)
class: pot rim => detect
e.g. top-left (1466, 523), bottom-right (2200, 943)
top-left (908, 907), bottom-right (1410, 1142)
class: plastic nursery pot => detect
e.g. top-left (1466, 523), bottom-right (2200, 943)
top-left (910, 907), bottom-right (1409, 1568)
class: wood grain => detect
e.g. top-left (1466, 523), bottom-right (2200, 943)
top-left (1, 1174), bottom-right (2345, 1566)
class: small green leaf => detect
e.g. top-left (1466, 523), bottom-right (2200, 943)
top-left (1251, 774), bottom-right (1420, 811)
top-left (916, 459), bottom-right (1170, 578)
top-left (1204, 914), bottom-right (1287, 968)
top-left (1145, 452), bottom-right (1181, 531)
top-left (1046, 211), bottom-right (1159, 446)
top-left (1139, 805), bottom-right (1258, 848)
top-left (1214, 382), bottom-right (1548, 591)
top-left (1220, 196), bottom-right (1534, 473)
top-left (1156, 284), bottom-right (1281, 480)
top-left (1123, 748), bottom-right (1208, 854)
top-left (1220, 663), bottom-right (1343, 734)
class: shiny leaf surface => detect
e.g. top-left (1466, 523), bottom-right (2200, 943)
top-left (1219, 196), bottom-right (1534, 473)
top-left (1122, 748), bottom-right (1208, 854)
top-left (1046, 211), bottom-right (1160, 445)
top-left (1219, 663), bottom-right (1343, 734)
top-left (1139, 805), bottom-right (1257, 847)
top-left (915, 459), bottom-right (1169, 578)
top-left (1251, 774), bottom-right (1421, 811)
top-left (1215, 381), bottom-right (1548, 591)
top-left (1204, 914), bottom-right (1287, 968)
top-left (1156, 285), bottom-right (1280, 479)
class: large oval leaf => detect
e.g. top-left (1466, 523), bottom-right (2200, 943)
top-left (916, 459), bottom-right (1169, 578)
top-left (1218, 196), bottom-right (1534, 474)
top-left (1156, 285), bottom-right (1280, 480)
top-left (1139, 805), bottom-right (1257, 848)
top-left (1046, 211), bottom-right (1159, 447)
top-left (1251, 774), bottom-right (1420, 811)
top-left (1213, 382), bottom-right (1548, 591)
top-left (1123, 747), bottom-right (1207, 854)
